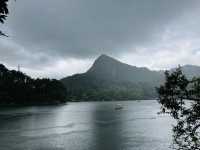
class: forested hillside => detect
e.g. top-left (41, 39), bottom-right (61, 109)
top-left (61, 55), bottom-right (162, 101)
top-left (61, 55), bottom-right (200, 101)
top-left (0, 64), bottom-right (66, 105)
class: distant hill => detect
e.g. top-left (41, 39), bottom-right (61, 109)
top-left (180, 65), bottom-right (200, 79)
top-left (61, 55), bottom-right (200, 101)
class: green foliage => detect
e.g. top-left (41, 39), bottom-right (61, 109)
top-left (0, 64), bottom-right (67, 105)
top-left (157, 66), bottom-right (200, 150)
top-left (0, 0), bottom-right (9, 36)
top-left (62, 74), bottom-right (157, 101)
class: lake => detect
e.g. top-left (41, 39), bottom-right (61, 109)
top-left (0, 100), bottom-right (173, 150)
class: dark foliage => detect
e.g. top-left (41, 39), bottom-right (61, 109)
top-left (0, 64), bottom-right (67, 105)
top-left (0, 0), bottom-right (9, 36)
top-left (157, 66), bottom-right (200, 150)
top-left (62, 76), bottom-right (157, 101)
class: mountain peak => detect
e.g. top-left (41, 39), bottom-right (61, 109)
top-left (98, 54), bottom-right (109, 58)
top-left (95, 54), bottom-right (116, 62)
top-left (87, 54), bottom-right (121, 73)
top-left (61, 55), bottom-right (200, 101)
top-left (86, 54), bottom-right (159, 83)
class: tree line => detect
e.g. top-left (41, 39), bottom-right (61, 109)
top-left (0, 64), bottom-right (66, 105)
top-left (62, 75), bottom-right (157, 101)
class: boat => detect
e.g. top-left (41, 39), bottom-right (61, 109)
top-left (115, 104), bottom-right (123, 110)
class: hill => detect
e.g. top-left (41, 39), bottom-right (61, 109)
top-left (61, 55), bottom-right (162, 101)
top-left (61, 55), bottom-right (200, 101)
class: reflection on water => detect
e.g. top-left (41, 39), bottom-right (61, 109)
top-left (92, 103), bottom-right (123, 150)
top-left (0, 101), bottom-right (173, 150)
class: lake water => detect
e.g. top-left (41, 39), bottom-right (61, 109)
top-left (0, 100), bottom-right (173, 150)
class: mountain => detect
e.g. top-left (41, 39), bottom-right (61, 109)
top-left (61, 54), bottom-right (162, 101)
top-left (181, 65), bottom-right (200, 79)
top-left (61, 55), bottom-right (200, 101)
top-left (87, 54), bottom-right (163, 83)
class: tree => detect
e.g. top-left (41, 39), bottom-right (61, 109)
top-left (0, 0), bottom-right (9, 36)
top-left (0, 64), bottom-right (67, 105)
top-left (157, 67), bottom-right (200, 150)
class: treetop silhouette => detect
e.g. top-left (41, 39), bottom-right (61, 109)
top-left (157, 67), bottom-right (200, 150)
top-left (0, 0), bottom-right (9, 36)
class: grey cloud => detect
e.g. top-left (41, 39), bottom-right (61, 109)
top-left (5, 0), bottom-right (199, 58)
top-left (0, 38), bottom-right (58, 69)
top-left (1, 0), bottom-right (200, 78)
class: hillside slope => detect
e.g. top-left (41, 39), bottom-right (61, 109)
top-left (61, 55), bottom-right (162, 101)
top-left (61, 55), bottom-right (200, 101)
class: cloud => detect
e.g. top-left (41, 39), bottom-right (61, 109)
top-left (0, 37), bottom-right (92, 78)
top-left (1, 0), bottom-right (200, 78)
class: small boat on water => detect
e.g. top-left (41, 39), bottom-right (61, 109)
top-left (115, 104), bottom-right (123, 110)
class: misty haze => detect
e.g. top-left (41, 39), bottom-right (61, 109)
top-left (1, 1), bottom-right (200, 150)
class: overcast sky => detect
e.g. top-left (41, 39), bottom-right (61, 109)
top-left (1, 0), bottom-right (200, 79)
